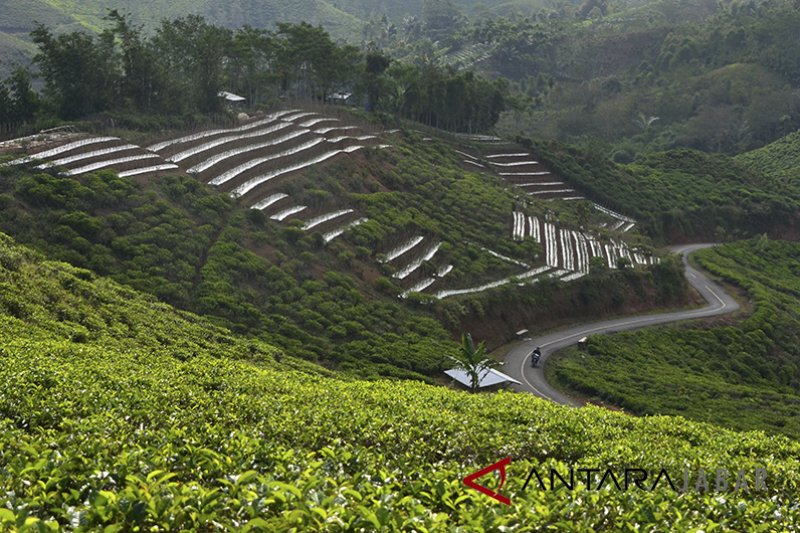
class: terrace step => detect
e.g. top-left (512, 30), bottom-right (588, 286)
top-left (118, 164), bottom-right (181, 178)
top-left (64, 153), bottom-right (165, 176)
top-left (148, 109), bottom-right (298, 156)
top-left (322, 217), bottom-right (368, 243)
top-left (172, 122), bottom-right (298, 168)
top-left (381, 235), bottom-right (425, 263)
top-left (229, 145), bottom-right (366, 205)
top-left (8, 136), bottom-right (120, 165)
top-left (392, 242), bottom-right (442, 280)
top-left (270, 205), bottom-right (308, 222)
top-left (250, 193), bottom-right (290, 212)
top-left (301, 209), bottom-right (356, 231)
top-left (36, 142), bottom-right (141, 169)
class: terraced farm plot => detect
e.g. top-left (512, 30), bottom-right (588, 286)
top-left (513, 210), bottom-right (655, 272)
top-left (1, 109), bottom-right (401, 248)
top-left (455, 139), bottom-right (586, 201)
top-left (6, 136), bottom-right (180, 180)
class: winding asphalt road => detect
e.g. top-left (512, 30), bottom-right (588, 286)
top-left (501, 244), bottom-right (740, 406)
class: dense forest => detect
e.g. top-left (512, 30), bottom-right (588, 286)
top-left (0, 13), bottom-right (507, 135)
top-left (362, 0), bottom-right (800, 155)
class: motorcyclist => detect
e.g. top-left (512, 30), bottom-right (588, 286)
top-left (530, 346), bottom-right (542, 367)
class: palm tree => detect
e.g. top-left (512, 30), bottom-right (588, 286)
top-left (448, 333), bottom-right (501, 391)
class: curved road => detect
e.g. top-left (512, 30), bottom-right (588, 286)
top-left (502, 244), bottom-right (740, 406)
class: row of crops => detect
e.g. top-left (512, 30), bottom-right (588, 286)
top-left (514, 211), bottom-right (657, 271)
top-left (4, 108), bottom-right (393, 246)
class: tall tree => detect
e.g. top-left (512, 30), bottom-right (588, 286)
top-left (154, 16), bottom-right (231, 113)
top-left (105, 10), bottom-right (164, 112)
top-left (227, 26), bottom-right (276, 105)
top-left (31, 24), bottom-right (119, 119)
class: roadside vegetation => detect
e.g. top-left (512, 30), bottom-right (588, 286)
top-left (548, 239), bottom-right (800, 438)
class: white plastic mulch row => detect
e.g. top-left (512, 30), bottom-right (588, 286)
top-left (37, 143), bottom-right (139, 168)
top-left (489, 160), bottom-right (539, 167)
top-left (620, 242), bottom-right (635, 265)
top-left (393, 242), bottom-right (442, 280)
top-left (593, 203), bottom-right (635, 223)
top-left (327, 135), bottom-right (376, 143)
top-left (622, 222), bottom-right (636, 232)
top-left (571, 231), bottom-right (586, 273)
top-left (480, 246), bottom-right (529, 268)
top-left (434, 265), bottom-right (551, 299)
top-left (512, 212), bottom-right (525, 241)
top-left (270, 205), bottom-right (307, 221)
top-left (299, 117), bottom-right (338, 128)
top-left (529, 216), bottom-right (541, 243)
top-left (231, 146), bottom-right (364, 199)
top-left (65, 154), bottom-right (161, 176)
top-left (559, 197), bottom-right (585, 201)
top-left (401, 278), bottom-right (438, 297)
top-left (323, 217), bottom-right (368, 243)
top-left (209, 138), bottom-right (324, 186)
top-left (400, 264), bottom-right (455, 298)
top-left (588, 235), bottom-right (604, 260)
top-left (147, 110), bottom-right (296, 152)
top-left (437, 264), bottom-right (454, 277)
top-left (560, 229), bottom-right (574, 271)
top-left (281, 111), bottom-right (317, 123)
top-left (610, 220), bottom-right (626, 231)
top-left (633, 251), bottom-right (657, 266)
top-left (499, 171), bottom-right (550, 176)
top-left (314, 125), bottom-right (359, 135)
top-left (464, 160), bottom-right (486, 169)
top-left (560, 271), bottom-right (587, 282)
top-left (517, 182), bottom-right (564, 187)
top-left (189, 129), bottom-right (310, 174)
top-left (485, 153), bottom-right (529, 159)
top-left (528, 189), bottom-right (575, 195)
top-left (455, 134), bottom-right (502, 142)
top-left (251, 193), bottom-right (288, 211)
top-left (544, 222), bottom-right (558, 267)
top-left (118, 164), bottom-right (180, 178)
top-left (9, 137), bottom-right (119, 165)
top-left (170, 122), bottom-right (293, 163)
top-left (382, 236), bottom-right (425, 263)
top-left (302, 209), bottom-right (354, 231)
top-left (455, 150), bottom-right (477, 160)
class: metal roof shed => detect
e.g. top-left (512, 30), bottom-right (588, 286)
top-left (218, 91), bottom-right (246, 103)
top-left (445, 367), bottom-right (521, 389)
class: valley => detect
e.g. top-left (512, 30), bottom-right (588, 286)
top-left (1, 1), bottom-right (799, 529)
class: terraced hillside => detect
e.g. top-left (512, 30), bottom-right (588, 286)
top-left (0, 106), bottom-right (681, 378)
top-left (1, 231), bottom-right (798, 530)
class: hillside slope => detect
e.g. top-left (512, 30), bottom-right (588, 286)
top-left (548, 238), bottom-right (800, 438)
top-left (0, 107), bottom-right (685, 380)
top-left (736, 130), bottom-right (800, 186)
top-left (1, 231), bottom-right (799, 530)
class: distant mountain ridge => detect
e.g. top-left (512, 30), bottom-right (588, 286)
top-left (1, 0), bottom-right (560, 76)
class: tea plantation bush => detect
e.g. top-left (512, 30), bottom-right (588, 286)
top-left (2, 233), bottom-right (800, 530)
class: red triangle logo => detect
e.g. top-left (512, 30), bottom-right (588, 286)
top-left (463, 456), bottom-right (512, 505)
